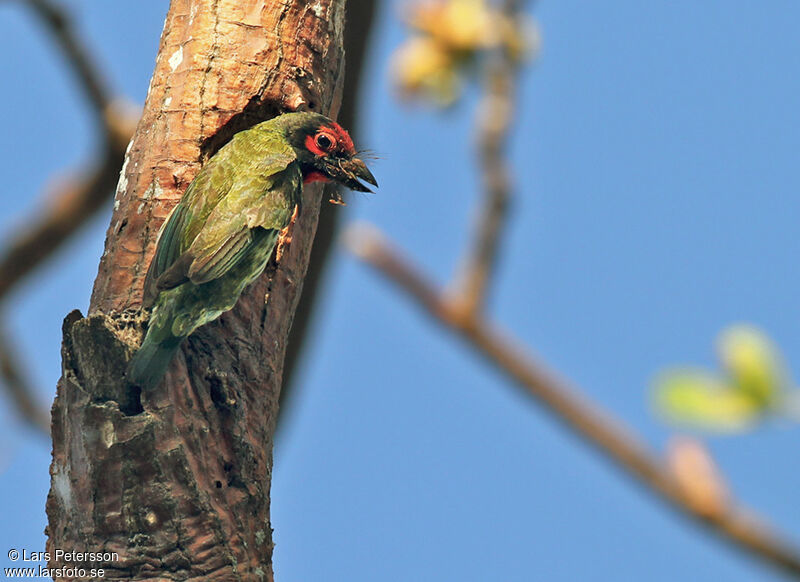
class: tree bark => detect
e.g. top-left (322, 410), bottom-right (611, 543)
top-left (46, 1), bottom-right (346, 580)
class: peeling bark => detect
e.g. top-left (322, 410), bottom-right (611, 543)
top-left (46, 1), bottom-right (346, 579)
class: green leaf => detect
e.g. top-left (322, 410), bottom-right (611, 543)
top-left (654, 370), bottom-right (763, 432)
top-left (718, 325), bottom-right (784, 407)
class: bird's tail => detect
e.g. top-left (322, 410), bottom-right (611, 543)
top-left (127, 330), bottom-right (182, 391)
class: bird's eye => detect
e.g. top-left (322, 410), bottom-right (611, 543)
top-left (315, 133), bottom-right (334, 151)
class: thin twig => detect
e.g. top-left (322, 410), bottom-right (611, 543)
top-left (0, 0), bottom-right (139, 302)
top-left (0, 320), bottom-right (50, 436)
top-left (0, 128), bottom-right (133, 429)
top-left (25, 0), bottom-right (113, 137)
top-left (346, 223), bottom-right (800, 579)
top-left (455, 0), bottom-right (520, 315)
top-left (0, 109), bottom-right (136, 302)
top-left (0, 1), bottom-right (137, 430)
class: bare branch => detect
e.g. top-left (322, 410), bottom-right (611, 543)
top-left (454, 0), bottom-right (521, 315)
top-left (346, 223), bottom-right (800, 579)
top-left (0, 320), bottom-right (50, 436)
top-left (24, 0), bottom-right (114, 135)
top-left (0, 107), bottom-right (137, 302)
top-left (0, 1), bottom-right (137, 302)
top-left (0, 1), bottom-right (136, 430)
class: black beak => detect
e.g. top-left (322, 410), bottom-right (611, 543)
top-left (327, 157), bottom-right (378, 193)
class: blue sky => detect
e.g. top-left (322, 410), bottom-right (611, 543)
top-left (2, 1), bottom-right (800, 580)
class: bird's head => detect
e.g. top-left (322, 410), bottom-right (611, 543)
top-left (283, 112), bottom-right (378, 193)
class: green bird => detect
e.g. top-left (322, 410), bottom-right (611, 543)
top-left (128, 112), bottom-right (377, 389)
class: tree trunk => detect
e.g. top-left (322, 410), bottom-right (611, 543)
top-left (46, 1), bottom-right (346, 580)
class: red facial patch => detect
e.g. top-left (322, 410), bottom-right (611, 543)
top-left (305, 134), bottom-right (328, 157)
top-left (327, 122), bottom-right (355, 153)
top-left (303, 171), bottom-right (331, 184)
top-left (304, 122), bottom-right (356, 157)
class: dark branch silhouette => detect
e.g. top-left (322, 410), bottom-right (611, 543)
top-left (0, 0), bottom-right (137, 435)
top-left (0, 320), bottom-right (50, 435)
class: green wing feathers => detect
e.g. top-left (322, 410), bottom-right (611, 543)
top-left (143, 129), bottom-right (299, 303)
top-left (131, 122), bottom-right (303, 389)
